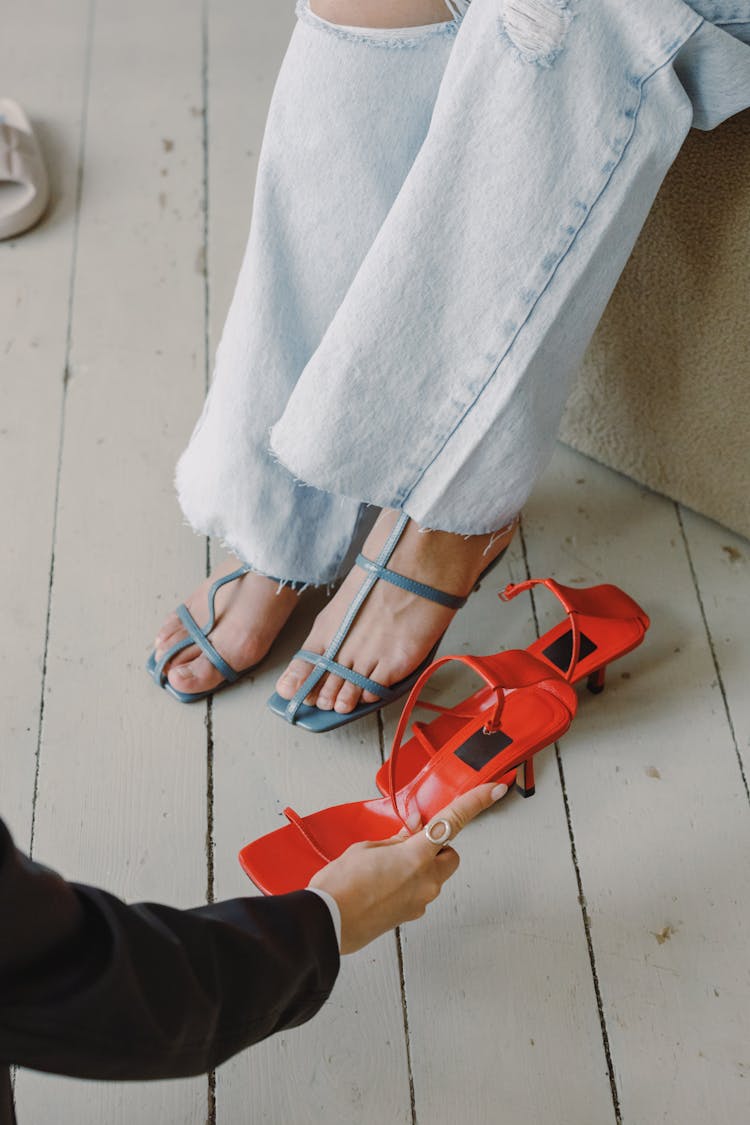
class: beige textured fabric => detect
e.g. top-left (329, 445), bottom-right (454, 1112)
top-left (560, 109), bottom-right (750, 539)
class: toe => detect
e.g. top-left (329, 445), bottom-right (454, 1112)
top-left (156, 641), bottom-right (196, 677)
top-left (317, 673), bottom-right (348, 712)
top-left (155, 611), bottom-right (180, 643)
top-left (332, 677), bottom-right (364, 714)
top-left (154, 617), bottom-right (185, 660)
top-left (275, 656), bottom-right (317, 701)
top-left (167, 654), bottom-right (224, 695)
top-left (362, 658), bottom-right (395, 704)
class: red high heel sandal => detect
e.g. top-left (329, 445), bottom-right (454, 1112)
top-left (376, 578), bottom-right (649, 796)
top-left (238, 650), bottom-right (577, 896)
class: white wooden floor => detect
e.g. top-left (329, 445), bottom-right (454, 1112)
top-left (3, 2), bottom-right (749, 1123)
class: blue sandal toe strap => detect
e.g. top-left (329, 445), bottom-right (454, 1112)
top-left (298, 650), bottom-right (397, 701)
top-left (176, 603), bottom-right (240, 684)
top-left (153, 634), bottom-right (194, 686)
top-left (284, 650), bottom-right (396, 722)
top-left (149, 565), bottom-right (254, 695)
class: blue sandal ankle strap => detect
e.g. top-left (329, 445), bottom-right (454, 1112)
top-left (354, 555), bottom-right (467, 609)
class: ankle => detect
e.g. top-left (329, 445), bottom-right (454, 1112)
top-left (375, 512), bottom-right (517, 594)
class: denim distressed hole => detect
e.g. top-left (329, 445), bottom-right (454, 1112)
top-left (500, 0), bottom-right (572, 67)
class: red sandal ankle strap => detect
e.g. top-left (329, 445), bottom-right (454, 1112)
top-left (500, 578), bottom-right (589, 682)
top-left (500, 576), bottom-right (576, 609)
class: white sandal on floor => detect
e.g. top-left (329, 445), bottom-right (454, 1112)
top-left (0, 98), bottom-right (49, 240)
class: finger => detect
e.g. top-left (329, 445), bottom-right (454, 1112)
top-left (386, 813), bottom-right (422, 844)
top-left (433, 846), bottom-right (460, 883)
top-left (409, 781), bottom-right (509, 859)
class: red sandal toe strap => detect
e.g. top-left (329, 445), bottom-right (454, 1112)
top-left (283, 807), bottom-right (333, 864)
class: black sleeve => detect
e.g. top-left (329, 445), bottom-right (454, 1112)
top-left (0, 819), bottom-right (339, 1081)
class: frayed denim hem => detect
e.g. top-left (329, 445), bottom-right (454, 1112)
top-left (175, 512), bottom-right (341, 592)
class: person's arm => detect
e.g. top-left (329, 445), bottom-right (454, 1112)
top-left (0, 819), bottom-right (338, 1080)
top-left (0, 781), bottom-right (507, 1083)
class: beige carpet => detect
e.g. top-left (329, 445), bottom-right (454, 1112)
top-left (560, 108), bottom-right (750, 540)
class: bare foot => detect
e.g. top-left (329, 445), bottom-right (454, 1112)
top-left (275, 511), bottom-right (516, 715)
top-left (153, 557), bottom-right (300, 696)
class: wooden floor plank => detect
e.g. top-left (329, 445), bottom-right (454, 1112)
top-left (204, 5), bottom-right (412, 1119)
top-left (679, 507), bottom-right (750, 795)
top-left (13, 1), bottom-right (212, 1121)
top-left (522, 446), bottom-right (750, 1125)
top-left (385, 538), bottom-right (618, 1125)
top-left (0, 0), bottom-right (91, 843)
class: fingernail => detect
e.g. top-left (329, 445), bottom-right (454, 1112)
top-left (490, 783), bottom-right (508, 802)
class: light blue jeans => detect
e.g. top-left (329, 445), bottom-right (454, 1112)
top-left (176, 0), bottom-right (750, 585)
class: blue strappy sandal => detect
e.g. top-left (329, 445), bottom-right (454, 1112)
top-left (266, 513), bottom-right (514, 733)
top-left (147, 566), bottom-right (258, 703)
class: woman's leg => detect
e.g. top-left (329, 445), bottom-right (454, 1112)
top-left (271, 0), bottom-right (713, 533)
top-left (155, 1), bottom-right (462, 694)
top-left (310, 0), bottom-right (456, 26)
top-left (275, 1), bottom-right (750, 715)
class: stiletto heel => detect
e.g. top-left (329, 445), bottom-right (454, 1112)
top-left (375, 576), bottom-right (649, 796)
top-left (587, 667), bottom-right (606, 694)
top-left (515, 757), bottom-right (536, 798)
top-left (239, 650), bottom-right (576, 895)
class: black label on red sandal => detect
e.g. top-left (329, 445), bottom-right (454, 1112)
top-left (454, 728), bottom-right (513, 771)
top-left (542, 628), bottom-right (597, 672)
